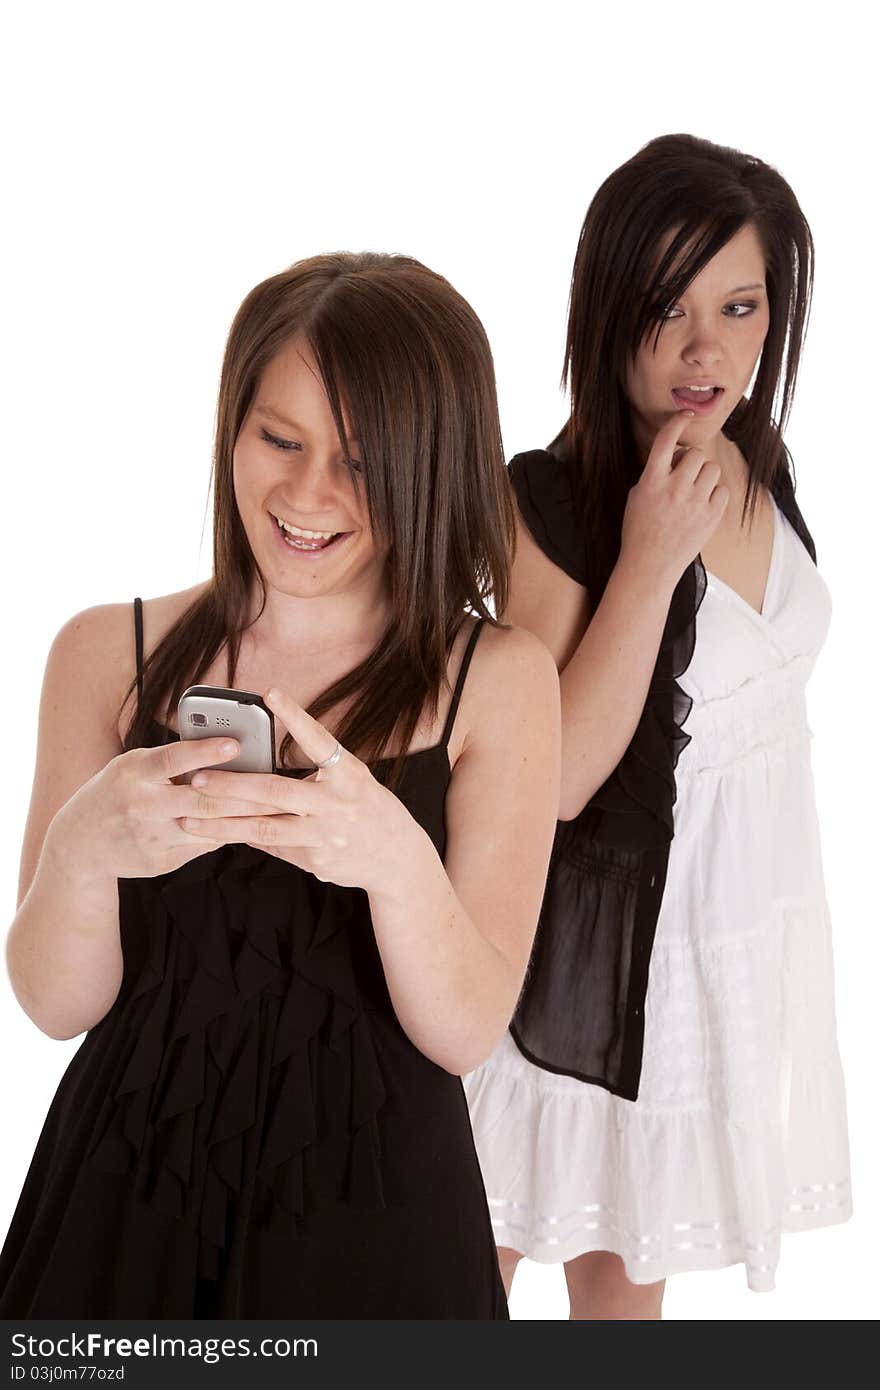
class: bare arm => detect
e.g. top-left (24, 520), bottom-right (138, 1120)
top-left (366, 625), bottom-right (561, 1073)
top-left (505, 413), bottom-right (729, 822)
top-left (6, 606), bottom-right (132, 1038)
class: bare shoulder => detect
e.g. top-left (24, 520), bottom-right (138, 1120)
top-left (48, 580), bottom-right (210, 740)
top-left (46, 600), bottom-right (141, 742)
top-left (470, 618), bottom-right (559, 686)
top-left (451, 618), bottom-right (559, 764)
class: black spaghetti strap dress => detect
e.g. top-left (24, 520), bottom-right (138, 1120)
top-left (0, 608), bottom-right (507, 1319)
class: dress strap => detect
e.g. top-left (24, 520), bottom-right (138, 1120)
top-left (133, 596), bottom-right (144, 712)
top-left (440, 619), bottom-right (485, 749)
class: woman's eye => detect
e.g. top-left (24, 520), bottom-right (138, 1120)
top-left (661, 301), bottom-right (758, 321)
top-left (260, 427), bottom-right (301, 452)
top-left (260, 426), bottom-right (362, 472)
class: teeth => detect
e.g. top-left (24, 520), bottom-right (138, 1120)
top-left (676, 384), bottom-right (716, 392)
top-left (274, 516), bottom-right (337, 539)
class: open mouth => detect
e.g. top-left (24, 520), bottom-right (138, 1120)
top-left (671, 385), bottom-right (724, 411)
top-left (271, 513), bottom-right (350, 554)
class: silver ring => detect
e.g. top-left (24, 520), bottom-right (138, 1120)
top-left (314, 740), bottom-right (342, 769)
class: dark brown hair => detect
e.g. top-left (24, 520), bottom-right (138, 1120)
top-left (555, 132), bottom-right (814, 604)
top-left (120, 252), bottom-right (514, 789)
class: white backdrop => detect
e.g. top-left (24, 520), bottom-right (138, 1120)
top-left (1, 0), bottom-right (875, 1321)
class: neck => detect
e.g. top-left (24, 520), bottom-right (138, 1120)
top-left (714, 434), bottom-right (750, 494)
top-left (242, 570), bottom-right (392, 655)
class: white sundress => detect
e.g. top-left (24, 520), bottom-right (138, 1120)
top-left (463, 495), bottom-right (853, 1291)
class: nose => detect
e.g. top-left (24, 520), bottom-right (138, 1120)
top-left (682, 321), bottom-right (724, 367)
top-left (278, 450), bottom-right (339, 515)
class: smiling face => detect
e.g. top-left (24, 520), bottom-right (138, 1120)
top-left (623, 222), bottom-right (771, 463)
top-left (233, 336), bottom-right (389, 605)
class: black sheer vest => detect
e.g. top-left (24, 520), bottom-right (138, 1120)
top-left (508, 448), bottom-right (817, 1101)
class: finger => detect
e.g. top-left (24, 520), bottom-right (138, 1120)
top-left (673, 446), bottom-right (719, 487)
top-left (180, 814), bottom-right (320, 850)
top-left (691, 456), bottom-right (722, 494)
top-left (644, 409), bottom-right (697, 477)
top-left (263, 688), bottom-right (353, 772)
top-left (709, 481), bottom-right (731, 513)
top-left (180, 768), bottom-right (320, 815)
top-left (152, 735), bottom-right (240, 784)
top-left (165, 786), bottom-right (289, 820)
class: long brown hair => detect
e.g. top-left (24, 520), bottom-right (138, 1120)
top-left (120, 252), bottom-right (514, 789)
top-left (556, 132), bottom-right (815, 605)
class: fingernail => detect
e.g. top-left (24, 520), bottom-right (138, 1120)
top-left (221, 741), bottom-right (237, 756)
top-left (192, 773), bottom-right (207, 787)
top-left (266, 688), bottom-right (279, 704)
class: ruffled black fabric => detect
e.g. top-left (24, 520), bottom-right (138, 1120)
top-left (86, 847), bottom-right (388, 1281)
top-left (507, 448), bottom-right (816, 1101)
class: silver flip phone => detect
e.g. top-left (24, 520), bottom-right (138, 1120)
top-left (177, 686), bottom-right (276, 776)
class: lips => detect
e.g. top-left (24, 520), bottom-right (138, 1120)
top-left (671, 385), bottom-right (724, 413)
top-left (270, 512), bottom-right (352, 557)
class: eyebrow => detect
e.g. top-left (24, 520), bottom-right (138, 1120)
top-left (675, 282), bottom-right (766, 298)
top-left (255, 403), bottom-right (361, 446)
top-left (670, 280), bottom-right (767, 305)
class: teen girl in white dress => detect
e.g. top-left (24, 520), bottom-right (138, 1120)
top-left (463, 133), bottom-right (852, 1319)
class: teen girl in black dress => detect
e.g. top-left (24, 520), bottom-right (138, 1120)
top-left (0, 252), bottom-right (560, 1317)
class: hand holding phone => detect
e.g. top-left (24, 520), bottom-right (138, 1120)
top-left (45, 735), bottom-right (284, 883)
